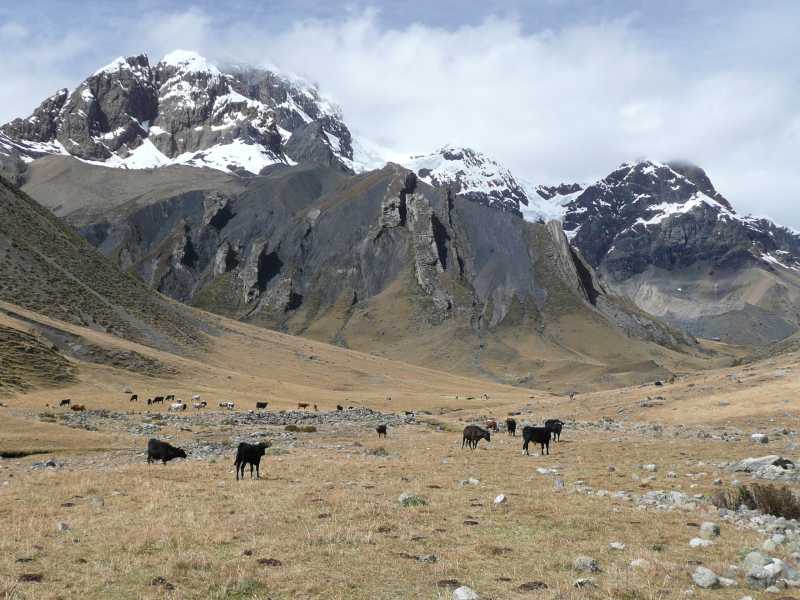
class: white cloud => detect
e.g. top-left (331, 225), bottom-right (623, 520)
top-left (0, 22), bottom-right (29, 39)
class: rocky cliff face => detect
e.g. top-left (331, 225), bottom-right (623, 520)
top-left (0, 51), bottom-right (353, 176)
top-left (21, 157), bottom-right (697, 386)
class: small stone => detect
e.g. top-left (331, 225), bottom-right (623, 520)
top-left (88, 496), bottom-right (104, 508)
top-left (398, 492), bottom-right (427, 507)
top-left (554, 478), bottom-right (565, 490)
top-left (452, 586), bottom-right (480, 600)
top-left (717, 576), bottom-right (737, 588)
top-left (460, 478), bottom-right (480, 486)
top-left (689, 537), bottom-right (713, 548)
top-left (573, 556), bottom-right (600, 573)
top-left (692, 566), bottom-right (719, 588)
top-left (573, 578), bottom-right (596, 588)
top-left (416, 554), bottom-right (437, 563)
top-left (493, 494), bottom-right (507, 506)
top-left (630, 559), bottom-right (650, 569)
top-left (700, 522), bottom-right (721, 539)
top-left (762, 539), bottom-right (778, 553)
top-left (609, 542), bottom-right (626, 551)
top-left (56, 522), bottom-right (70, 532)
top-left (607, 465), bottom-right (616, 472)
top-left (667, 471), bottom-right (678, 478)
top-left (713, 478), bottom-right (723, 485)
top-left (643, 464), bottom-right (658, 472)
top-left (751, 433), bottom-right (769, 444)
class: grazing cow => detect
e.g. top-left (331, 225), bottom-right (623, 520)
top-left (152, 396), bottom-right (164, 404)
top-left (165, 395), bottom-right (175, 403)
top-left (522, 426), bottom-right (551, 456)
top-left (70, 404), bottom-right (85, 411)
top-left (193, 402), bottom-right (207, 409)
top-left (147, 439), bottom-right (187, 465)
top-left (544, 419), bottom-right (564, 442)
top-left (462, 425), bottom-right (491, 449)
top-left (191, 394), bottom-right (201, 401)
top-left (506, 418), bottom-right (517, 436)
top-left (219, 401), bottom-right (235, 409)
top-left (404, 411), bottom-right (415, 417)
top-left (256, 402), bottom-right (268, 409)
top-left (59, 399), bottom-right (71, 407)
top-left (298, 403), bottom-right (309, 409)
top-left (485, 419), bottom-right (498, 432)
top-left (129, 394), bottom-right (138, 403)
top-left (234, 441), bottom-right (271, 480)
top-left (336, 405), bottom-right (343, 411)
top-left (169, 402), bottom-right (187, 412)
top-left (568, 391), bottom-right (577, 401)
top-left (376, 424), bottom-right (387, 438)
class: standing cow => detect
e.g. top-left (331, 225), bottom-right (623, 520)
top-left (462, 425), bottom-right (491, 449)
top-left (234, 442), bottom-right (271, 480)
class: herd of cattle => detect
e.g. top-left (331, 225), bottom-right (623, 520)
top-left (143, 400), bottom-right (565, 480)
top-left (462, 417), bottom-right (564, 455)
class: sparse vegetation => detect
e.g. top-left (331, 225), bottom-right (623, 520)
top-left (712, 483), bottom-right (800, 519)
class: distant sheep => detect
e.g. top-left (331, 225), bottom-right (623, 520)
top-left (462, 425), bottom-right (491, 449)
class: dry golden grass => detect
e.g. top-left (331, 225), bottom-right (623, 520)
top-left (0, 425), bottom-right (770, 600)
top-left (2, 301), bottom-right (800, 599)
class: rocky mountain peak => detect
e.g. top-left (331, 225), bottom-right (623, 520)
top-left (0, 50), bottom-right (354, 176)
top-left (401, 145), bottom-right (529, 215)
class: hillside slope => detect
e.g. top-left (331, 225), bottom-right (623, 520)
top-left (0, 176), bottom-right (209, 354)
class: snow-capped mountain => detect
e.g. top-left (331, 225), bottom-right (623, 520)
top-left (0, 50), bottom-right (353, 176)
top-left (397, 146), bottom-right (529, 214)
top-left (555, 159), bottom-right (800, 344)
top-left (562, 159), bottom-right (800, 273)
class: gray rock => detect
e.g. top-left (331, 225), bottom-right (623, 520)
top-left (398, 492), bottom-right (427, 507)
top-left (493, 494), bottom-right (507, 506)
top-left (692, 566), bottom-right (719, 588)
top-left (609, 542), bottom-right (626, 551)
top-left (56, 521), bottom-right (70, 532)
top-left (452, 586), bottom-right (480, 600)
top-left (642, 463), bottom-right (658, 472)
top-left (573, 556), bottom-right (600, 573)
top-left (751, 433), bottom-right (769, 444)
top-left (700, 522), bottom-right (721, 539)
top-left (573, 578), bottom-right (596, 588)
top-left (459, 478), bottom-right (480, 486)
top-left (689, 537), bottom-right (714, 548)
top-left (630, 559), bottom-right (650, 569)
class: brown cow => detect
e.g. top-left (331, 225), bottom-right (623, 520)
top-left (71, 404), bottom-right (86, 411)
top-left (298, 403), bottom-right (309, 409)
top-left (485, 419), bottom-right (498, 432)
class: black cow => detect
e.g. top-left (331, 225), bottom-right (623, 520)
top-left (462, 425), bottom-right (491, 449)
top-left (522, 426), bottom-right (551, 456)
top-left (129, 394), bottom-right (138, 403)
top-left (152, 396), bottom-right (164, 404)
top-left (336, 405), bottom-right (343, 411)
top-left (234, 442), bottom-right (271, 480)
top-left (544, 419), bottom-right (564, 442)
top-left (59, 399), bottom-right (71, 407)
top-left (147, 439), bottom-right (187, 465)
top-left (506, 417), bottom-right (517, 436)
top-left (165, 394), bottom-right (175, 403)
top-left (256, 402), bottom-right (268, 409)
top-left (376, 424), bottom-right (387, 438)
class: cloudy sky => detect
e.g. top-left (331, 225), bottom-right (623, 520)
top-left (2, 1), bottom-right (799, 226)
